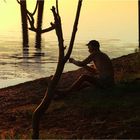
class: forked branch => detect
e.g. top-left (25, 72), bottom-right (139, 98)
top-left (17, 0), bottom-right (55, 33)
top-left (32, 0), bottom-right (83, 139)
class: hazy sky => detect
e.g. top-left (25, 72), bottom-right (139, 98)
top-left (0, 0), bottom-right (138, 44)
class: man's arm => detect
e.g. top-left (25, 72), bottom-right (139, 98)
top-left (69, 54), bottom-right (93, 67)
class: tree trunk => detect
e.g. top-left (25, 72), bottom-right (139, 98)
top-left (32, 9), bottom-right (65, 138)
top-left (35, 0), bottom-right (44, 49)
top-left (32, 62), bottom-right (65, 139)
top-left (20, 0), bottom-right (29, 48)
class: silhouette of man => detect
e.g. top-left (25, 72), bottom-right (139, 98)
top-left (59, 40), bottom-right (114, 93)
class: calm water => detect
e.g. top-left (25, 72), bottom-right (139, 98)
top-left (0, 31), bottom-right (138, 89)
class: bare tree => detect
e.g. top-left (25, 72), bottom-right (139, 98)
top-left (32, 0), bottom-right (83, 138)
top-left (17, 0), bottom-right (55, 49)
top-left (27, 0), bottom-right (55, 47)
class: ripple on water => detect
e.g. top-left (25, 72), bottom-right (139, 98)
top-left (0, 40), bottom-right (137, 88)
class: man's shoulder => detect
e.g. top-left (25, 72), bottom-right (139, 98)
top-left (94, 51), bottom-right (111, 60)
top-left (99, 51), bottom-right (109, 57)
top-left (91, 51), bottom-right (105, 56)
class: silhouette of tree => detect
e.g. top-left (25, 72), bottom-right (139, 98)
top-left (17, 0), bottom-right (55, 49)
top-left (27, 0), bottom-right (55, 48)
top-left (32, 0), bottom-right (83, 138)
top-left (17, 0), bottom-right (29, 48)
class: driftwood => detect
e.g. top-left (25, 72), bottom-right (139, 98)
top-left (32, 0), bottom-right (83, 138)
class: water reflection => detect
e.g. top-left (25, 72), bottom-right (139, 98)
top-left (20, 47), bottom-right (47, 79)
top-left (22, 48), bottom-right (29, 61)
top-left (0, 38), bottom-right (137, 89)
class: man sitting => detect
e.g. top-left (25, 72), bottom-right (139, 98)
top-left (59, 40), bottom-right (114, 93)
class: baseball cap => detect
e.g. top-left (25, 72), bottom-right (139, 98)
top-left (86, 40), bottom-right (99, 47)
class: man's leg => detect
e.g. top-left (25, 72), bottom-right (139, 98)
top-left (58, 74), bottom-right (98, 93)
top-left (69, 75), bottom-right (95, 91)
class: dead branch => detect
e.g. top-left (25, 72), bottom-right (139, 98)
top-left (26, 0), bottom-right (38, 30)
top-left (56, 0), bottom-right (59, 15)
top-left (16, 0), bottom-right (20, 4)
top-left (17, 0), bottom-right (55, 34)
top-left (32, 6), bottom-right (65, 139)
top-left (64, 0), bottom-right (83, 62)
top-left (17, 0), bottom-right (38, 30)
top-left (29, 23), bottom-right (55, 33)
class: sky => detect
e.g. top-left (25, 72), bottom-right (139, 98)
top-left (0, 0), bottom-right (138, 44)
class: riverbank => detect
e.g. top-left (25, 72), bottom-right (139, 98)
top-left (0, 52), bottom-right (140, 139)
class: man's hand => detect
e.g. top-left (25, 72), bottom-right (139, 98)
top-left (84, 65), bottom-right (97, 73)
top-left (69, 58), bottom-right (75, 63)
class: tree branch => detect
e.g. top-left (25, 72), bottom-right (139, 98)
top-left (17, 0), bottom-right (37, 30)
top-left (51, 6), bottom-right (64, 50)
top-left (16, 0), bottom-right (20, 4)
top-left (32, 1), bottom-right (83, 139)
top-left (32, 5), bottom-right (65, 139)
top-left (56, 0), bottom-right (59, 15)
top-left (17, 0), bottom-right (55, 34)
top-left (64, 0), bottom-right (83, 62)
top-left (29, 23), bottom-right (55, 33)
